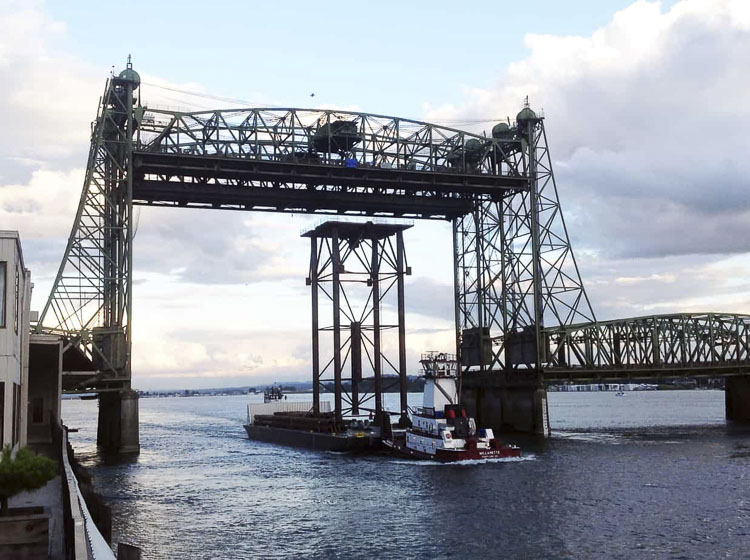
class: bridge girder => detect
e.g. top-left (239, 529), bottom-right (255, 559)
top-left (131, 151), bottom-right (525, 219)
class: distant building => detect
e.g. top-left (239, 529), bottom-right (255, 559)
top-left (0, 231), bottom-right (32, 451)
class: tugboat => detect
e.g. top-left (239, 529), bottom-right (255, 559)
top-left (383, 352), bottom-right (521, 462)
top-left (263, 385), bottom-right (284, 403)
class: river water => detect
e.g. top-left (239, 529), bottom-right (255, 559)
top-left (63, 391), bottom-right (750, 559)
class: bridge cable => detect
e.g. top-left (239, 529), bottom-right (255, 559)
top-left (142, 81), bottom-right (509, 125)
top-left (140, 82), bottom-right (274, 108)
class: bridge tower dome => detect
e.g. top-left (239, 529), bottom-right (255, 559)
top-left (117, 54), bottom-right (140, 86)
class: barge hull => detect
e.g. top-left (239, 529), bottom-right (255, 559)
top-left (244, 424), bottom-right (381, 452)
top-left (384, 439), bottom-right (521, 462)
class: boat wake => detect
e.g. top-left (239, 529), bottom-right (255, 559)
top-left (554, 431), bottom-right (625, 444)
top-left (555, 430), bottom-right (686, 446)
top-left (391, 454), bottom-right (536, 466)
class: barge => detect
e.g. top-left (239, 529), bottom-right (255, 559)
top-left (243, 400), bottom-right (382, 452)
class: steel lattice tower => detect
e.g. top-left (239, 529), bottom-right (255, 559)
top-left (36, 58), bottom-right (141, 391)
top-left (454, 101), bottom-right (595, 375)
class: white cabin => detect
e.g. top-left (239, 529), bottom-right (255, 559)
top-left (422, 375), bottom-right (458, 412)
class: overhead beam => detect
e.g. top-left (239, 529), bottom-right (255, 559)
top-left (132, 151), bottom-right (527, 219)
top-left (134, 180), bottom-right (475, 219)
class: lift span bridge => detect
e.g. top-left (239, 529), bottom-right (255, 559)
top-left (35, 61), bottom-right (750, 451)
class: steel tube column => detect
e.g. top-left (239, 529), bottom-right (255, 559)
top-left (397, 231), bottom-right (408, 423)
top-left (474, 209), bottom-right (485, 373)
top-left (452, 218), bottom-right (463, 397)
top-left (332, 230), bottom-right (343, 422)
top-left (310, 237), bottom-right (320, 415)
top-left (371, 239), bottom-right (383, 421)
top-left (528, 119), bottom-right (544, 370)
top-left (351, 322), bottom-right (362, 415)
top-left (124, 79), bottom-right (134, 382)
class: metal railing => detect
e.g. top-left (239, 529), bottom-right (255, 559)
top-left (60, 426), bottom-right (116, 560)
top-left (60, 425), bottom-right (90, 559)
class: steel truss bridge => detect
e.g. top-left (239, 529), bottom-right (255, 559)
top-left (35, 61), bottom-right (750, 394)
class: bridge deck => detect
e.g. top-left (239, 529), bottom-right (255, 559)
top-left (132, 151), bottom-right (527, 219)
top-left (541, 364), bottom-right (750, 383)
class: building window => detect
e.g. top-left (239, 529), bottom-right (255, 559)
top-left (14, 265), bottom-right (19, 334)
top-left (0, 262), bottom-right (5, 328)
top-left (32, 398), bottom-right (44, 424)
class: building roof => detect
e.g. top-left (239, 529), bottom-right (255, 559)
top-left (0, 230), bottom-right (26, 271)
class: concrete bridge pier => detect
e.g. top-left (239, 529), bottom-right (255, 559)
top-left (97, 390), bottom-right (140, 455)
top-left (460, 372), bottom-right (550, 436)
top-left (726, 376), bottom-right (750, 423)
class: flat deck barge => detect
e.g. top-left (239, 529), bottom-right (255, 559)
top-left (243, 424), bottom-right (380, 452)
top-left (243, 401), bottom-right (382, 452)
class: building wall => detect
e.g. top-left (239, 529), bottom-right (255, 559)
top-left (0, 231), bottom-right (31, 450)
top-left (27, 336), bottom-right (63, 444)
top-left (20, 266), bottom-right (32, 446)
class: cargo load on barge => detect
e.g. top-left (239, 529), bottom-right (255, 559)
top-left (243, 400), bottom-right (381, 452)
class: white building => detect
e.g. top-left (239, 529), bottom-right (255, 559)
top-left (0, 231), bottom-right (32, 451)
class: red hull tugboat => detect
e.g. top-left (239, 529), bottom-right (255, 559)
top-left (383, 352), bottom-right (520, 462)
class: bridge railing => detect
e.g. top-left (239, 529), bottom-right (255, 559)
top-left (543, 313), bottom-right (750, 374)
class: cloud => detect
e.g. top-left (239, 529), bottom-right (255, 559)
top-left (579, 251), bottom-right (750, 320)
top-left (614, 273), bottom-right (676, 286)
top-left (0, 3), bottom-right (103, 178)
top-left (133, 207), bottom-right (308, 285)
top-left (405, 277), bottom-right (454, 322)
top-left (424, 0), bottom-right (750, 260)
top-left (130, 276), bottom-right (315, 386)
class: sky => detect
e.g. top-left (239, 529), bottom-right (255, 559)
top-left (2, 0), bottom-right (750, 390)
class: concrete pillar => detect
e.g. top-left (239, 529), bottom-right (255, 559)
top-left (461, 372), bottom-right (550, 436)
top-left (118, 543), bottom-right (142, 560)
top-left (726, 376), bottom-right (750, 423)
top-left (97, 390), bottom-right (140, 454)
top-left (119, 392), bottom-right (140, 454)
top-left (96, 392), bottom-right (119, 449)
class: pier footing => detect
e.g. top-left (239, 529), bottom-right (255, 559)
top-left (461, 372), bottom-right (550, 436)
top-left (726, 376), bottom-right (750, 423)
top-left (96, 390), bottom-right (140, 455)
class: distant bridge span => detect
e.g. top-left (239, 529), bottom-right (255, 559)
top-left (34, 61), bottom-right (750, 448)
top-left (544, 313), bottom-right (750, 382)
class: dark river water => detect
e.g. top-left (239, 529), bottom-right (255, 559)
top-left (63, 391), bottom-right (750, 559)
